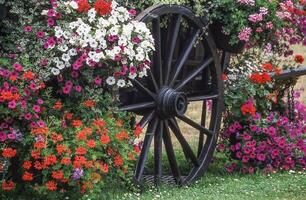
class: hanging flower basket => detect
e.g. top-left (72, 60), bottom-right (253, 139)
top-left (210, 21), bottom-right (245, 54)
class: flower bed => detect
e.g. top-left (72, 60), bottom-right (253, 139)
top-left (0, 0), bottom-right (154, 198)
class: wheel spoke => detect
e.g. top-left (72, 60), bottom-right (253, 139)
top-left (169, 29), bottom-right (201, 87)
top-left (163, 120), bottom-right (182, 184)
top-left (154, 120), bottom-right (163, 185)
top-left (198, 101), bottom-right (206, 157)
top-left (134, 118), bottom-right (158, 182)
top-left (168, 118), bottom-right (199, 166)
top-left (187, 94), bottom-right (218, 102)
top-left (164, 14), bottom-right (182, 85)
top-left (152, 18), bottom-right (163, 86)
top-left (148, 68), bottom-right (159, 92)
top-left (176, 114), bottom-right (214, 136)
top-left (138, 111), bottom-right (155, 129)
top-left (130, 78), bottom-right (156, 100)
top-left (120, 101), bottom-right (155, 112)
top-left (175, 57), bottom-right (214, 91)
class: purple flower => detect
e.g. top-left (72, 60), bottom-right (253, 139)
top-left (72, 168), bottom-right (84, 180)
top-left (24, 26), bottom-right (32, 32)
top-left (8, 101), bottom-right (17, 109)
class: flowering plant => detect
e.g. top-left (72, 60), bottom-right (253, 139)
top-left (0, 57), bottom-right (142, 199)
top-left (219, 51), bottom-right (306, 173)
top-left (45, 0), bottom-right (154, 88)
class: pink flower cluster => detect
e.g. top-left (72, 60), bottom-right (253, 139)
top-left (238, 27), bottom-right (252, 42)
top-left (219, 101), bottom-right (306, 174)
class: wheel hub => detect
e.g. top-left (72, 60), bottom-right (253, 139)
top-left (157, 87), bottom-right (188, 118)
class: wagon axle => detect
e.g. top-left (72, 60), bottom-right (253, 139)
top-left (157, 87), bottom-right (188, 119)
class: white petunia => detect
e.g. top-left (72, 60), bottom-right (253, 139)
top-left (89, 40), bottom-right (98, 48)
top-left (58, 45), bottom-right (68, 52)
top-left (51, 68), bottom-right (60, 75)
top-left (88, 8), bottom-right (96, 19)
top-left (69, 1), bottom-right (78, 9)
top-left (53, 57), bottom-right (60, 63)
top-left (128, 73), bottom-right (137, 79)
top-left (56, 61), bottom-right (65, 70)
top-left (117, 79), bottom-right (126, 88)
top-left (68, 48), bottom-right (77, 56)
top-left (106, 76), bottom-right (116, 85)
top-left (135, 53), bottom-right (144, 61)
top-left (62, 53), bottom-right (71, 62)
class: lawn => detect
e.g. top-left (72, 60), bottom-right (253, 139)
top-left (98, 153), bottom-right (306, 200)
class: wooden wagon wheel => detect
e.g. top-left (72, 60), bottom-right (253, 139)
top-left (120, 4), bottom-right (223, 186)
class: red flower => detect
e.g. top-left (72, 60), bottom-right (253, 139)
top-left (221, 73), bottom-right (228, 81)
top-left (72, 120), bottom-right (83, 128)
top-left (22, 161), bottom-right (32, 170)
top-left (274, 67), bottom-right (282, 75)
top-left (115, 130), bottom-right (129, 141)
top-left (100, 134), bottom-right (110, 144)
top-left (2, 148), bottom-right (17, 158)
top-left (56, 144), bottom-right (67, 155)
top-left (51, 170), bottom-right (64, 180)
top-left (77, 0), bottom-right (91, 13)
top-left (46, 181), bottom-right (57, 191)
top-left (53, 101), bottom-right (62, 110)
top-left (134, 125), bottom-right (142, 137)
top-left (93, 118), bottom-right (106, 128)
top-left (250, 72), bottom-right (271, 84)
top-left (61, 157), bottom-right (71, 166)
top-left (43, 154), bottom-right (57, 166)
top-left (2, 180), bottom-right (15, 191)
top-left (262, 63), bottom-right (273, 72)
top-left (241, 101), bottom-right (256, 116)
top-left (294, 55), bottom-right (304, 64)
top-left (83, 100), bottom-right (96, 108)
top-left (22, 172), bottom-right (33, 181)
top-left (31, 150), bottom-right (41, 159)
top-left (101, 163), bottom-right (109, 173)
top-left (261, 72), bottom-right (271, 83)
top-left (34, 141), bottom-right (46, 149)
top-left (114, 154), bottom-right (123, 167)
top-left (87, 140), bottom-right (96, 148)
top-left (23, 71), bottom-right (35, 80)
top-left (94, 0), bottom-right (112, 16)
top-left (34, 161), bottom-right (43, 170)
top-left (76, 147), bottom-right (87, 155)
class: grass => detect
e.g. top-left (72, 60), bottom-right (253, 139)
top-left (98, 153), bottom-right (306, 200)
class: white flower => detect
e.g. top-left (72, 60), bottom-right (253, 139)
top-left (58, 45), bottom-right (68, 52)
top-left (117, 79), bottom-right (126, 88)
top-left (106, 76), bottom-right (116, 85)
top-left (109, 26), bottom-right (119, 35)
top-left (89, 40), bottom-right (98, 48)
top-left (56, 61), bottom-right (65, 70)
top-left (128, 73), bottom-right (137, 79)
top-left (68, 48), bottom-right (77, 56)
top-left (135, 53), bottom-right (144, 61)
top-left (51, 68), bottom-right (60, 75)
top-left (113, 46), bottom-right (121, 54)
top-left (88, 8), bottom-right (96, 19)
top-left (62, 53), bottom-right (71, 62)
top-left (53, 57), bottom-right (60, 63)
top-left (69, 1), bottom-right (78, 9)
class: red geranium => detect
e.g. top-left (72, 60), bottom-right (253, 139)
top-left (77, 0), bottom-right (91, 13)
top-left (250, 72), bottom-right (271, 84)
top-left (100, 134), bottom-right (110, 144)
top-left (2, 180), bottom-right (15, 191)
top-left (46, 181), bottom-right (57, 191)
top-left (22, 172), bottom-right (33, 181)
top-left (94, 0), bottom-right (112, 16)
top-left (262, 63), bottom-right (273, 72)
top-left (294, 55), bottom-right (304, 63)
top-left (241, 101), bottom-right (256, 116)
top-left (2, 148), bottom-right (17, 158)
